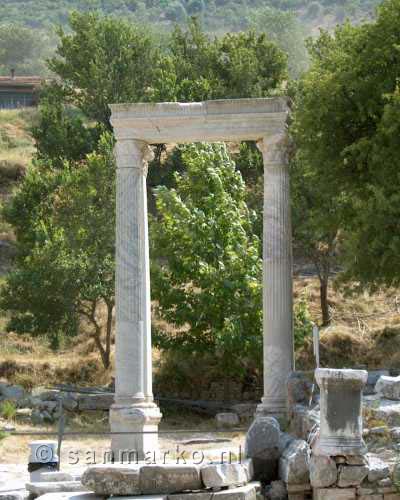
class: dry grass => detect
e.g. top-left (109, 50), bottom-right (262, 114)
top-left (294, 277), bottom-right (400, 369)
top-left (1, 277), bottom-right (398, 391)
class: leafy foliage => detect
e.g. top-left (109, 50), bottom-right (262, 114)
top-left (1, 134), bottom-right (116, 367)
top-left (48, 12), bottom-right (160, 125)
top-left (151, 143), bottom-right (263, 376)
top-left (293, 0), bottom-right (400, 292)
top-left (0, 23), bottom-right (53, 76)
top-left (0, 400), bottom-right (17, 421)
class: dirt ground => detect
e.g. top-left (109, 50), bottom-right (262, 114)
top-left (0, 418), bottom-right (246, 493)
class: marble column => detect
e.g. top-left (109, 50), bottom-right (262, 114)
top-left (257, 131), bottom-right (294, 418)
top-left (110, 138), bottom-right (162, 460)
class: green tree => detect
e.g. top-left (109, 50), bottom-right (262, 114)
top-left (1, 134), bottom-right (116, 367)
top-left (290, 155), bottom-right (341, 325)
top-left (150, 143), bottom-right (263, 376)
top-left (294, 0), bottom-right (400, 292)
top-left (248, 6), bottom-right (308, 78)
top-left (32, 86), bottom-right (101, 167)
top-left (157, 18), bottom-right (287, 102)
top-left (1, 11), bottom-right (289, 371)
top-left (0, 24), bottom-right (52, 76)
top-left (48, 12), bottom-right (160, 126)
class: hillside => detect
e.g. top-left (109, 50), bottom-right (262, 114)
top-left (0, 0), bottom-right (382, 35)
top-left (0, 109), bottom-right (35, 264)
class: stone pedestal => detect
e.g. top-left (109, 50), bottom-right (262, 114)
top-left (313, 368), bottom-right (368, 456)
top-left (28, 440), bottom-right (59, 482)
top-left (256, 132), bottom-right (294, 419)
top-left (110, 138), bottom-right (161, 459)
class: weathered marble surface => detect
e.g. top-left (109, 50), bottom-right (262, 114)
top-left (110, 138), bottom-right (161, 458)
top-left (109, 98), bottom-right (292, 456)
top-left (314, 368), bottom-right (368, 456)
top-left (256, 133), bottom-right (293, 418)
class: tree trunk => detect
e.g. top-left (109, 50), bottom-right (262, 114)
top-left (320, 278), bottom-right (330, 326)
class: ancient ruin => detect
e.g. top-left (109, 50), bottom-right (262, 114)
top-left (109, 98), bottom-right (293, 458)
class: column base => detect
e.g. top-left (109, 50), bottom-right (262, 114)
top-left (313, 436), bottom-right (367, 457)
top-left (256, 397), bottom-right (288, 420)
top-left (110, 401), bottom-right (162, 461)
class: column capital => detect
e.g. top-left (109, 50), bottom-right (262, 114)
top-left (257, 130), bottom-right (291, 167)
top-left (115, 138), bottom-right (154, 175)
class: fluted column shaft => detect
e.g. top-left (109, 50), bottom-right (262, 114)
top-left (114, 138), bottom-right (154, 404)
top-left (257, 132), bottom-right (294, 417)
top-left (110, 138), bottom-right (161, 460)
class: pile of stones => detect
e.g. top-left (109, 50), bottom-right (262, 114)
top-left (0, 384), bottom-right (114, 426)
top-left (365, 375), bottom-right (400, 428)
top-left (245, 415), bottom-right (312, 500)
top-left (309, 452), bottom-right (398, 499)
top-left (24, 461), bottom-right (260, 500)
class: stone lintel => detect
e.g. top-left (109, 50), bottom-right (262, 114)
top-left (110, 98), bottom-right (288, 144)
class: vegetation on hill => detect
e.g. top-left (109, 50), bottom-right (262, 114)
top-left (0, 0), bottom-right (381, 32)
top-left (0, 0), bottom-right (383, 79)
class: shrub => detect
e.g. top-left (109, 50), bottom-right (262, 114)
top-left (0, 400), bottom-right (17, 421)
top-left (294, 295), bottom-right (313, 349)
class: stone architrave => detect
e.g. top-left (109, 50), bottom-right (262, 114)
top-left (109, 98), bottom-right (292, 456)
top-left (313, 368), bottom-right (368, 456)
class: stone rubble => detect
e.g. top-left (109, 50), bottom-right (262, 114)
top-left (367, 456), bottom-right (390, 483)
top-left (80, 462), bottom-right (258, 498)
top-left (35, 494), bottom-right (102, 500)
top-left (375, 376), bottom-right (400, 401)
top-left (215, 413), bottom-right (240, 429)
top-left (337, 465), bottom-right (369, 488)
top-left (81, 464), bottom-right (141, 496)
top-left (0, 491), bottom-right (29, 500)
top-left (26, 482), bottom-right (85, 497)
top-left (245, 417), bottom-right (281, 483)
top-left (201, 463), bottom-right (248, 489)
top-left (139, 465), bottom-right (202, 495)
top-left (309, 455), bottom-right (337, 488)
top-left (278, 440), bottom-right (310, 486)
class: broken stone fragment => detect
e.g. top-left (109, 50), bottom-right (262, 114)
top-left (367, 456), bottom-right (390, 482)
top-left (0, 491), bottom-right (30, 500)
top-left (215, 413), bottom-right (240, 428)
top-left (309, 455), bottom-right (337, 488)
top-left (168, 493), bottom-right (212, 500)
top-left (212, 483), bottom-right (258, 500)
top-left (201, 463), bottom-right (247, 488)
top-left (139, 465), bottom-right (202, 494)
top-left (267, 480), bottom-right (287, 500)
top-left (81, 464), bottom-right (140, 496)
top-left (278, 439), bottom-right (310, 485)
top-left (245, 417), bottom-right (281, 483)
top-left (40, 473), bottom-right (74, 483)
top-left (26, 482), bottom-right (84, 498)
top-left (337, 465), bottom-right (369, 488)
top-left (375, 375), bottom-right (400, 400)
top-left (345, 455), bottom-right (368, 466)
top-left (313, 488), bottom-right (356, 500)
top-left (111, 497), bottom-right (167, 500)
top-left (34, 494), bottom-right (101, 500)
